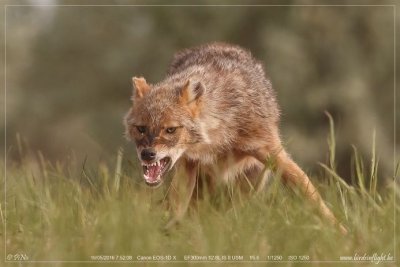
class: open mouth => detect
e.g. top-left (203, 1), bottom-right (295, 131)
top-left (142, 157), bottom-right (171, 187)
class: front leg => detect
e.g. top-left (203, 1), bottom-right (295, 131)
top-left (164, 159), bottom-right (198, 230)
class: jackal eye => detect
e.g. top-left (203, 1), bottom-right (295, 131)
top-left (136, 126), bottom-right (146, 134)
top-left (165, 127), bottom-right (177, 134)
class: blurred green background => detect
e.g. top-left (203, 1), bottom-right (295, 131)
top-left (1, 1), bottom-right (398, 182)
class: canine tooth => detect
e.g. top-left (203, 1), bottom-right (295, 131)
top-left (157, 161), bottom-right (160, 166)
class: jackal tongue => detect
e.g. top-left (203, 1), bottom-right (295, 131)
top-left (145, 165), bottom-right (162, 181)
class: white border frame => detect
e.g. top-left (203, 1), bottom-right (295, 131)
top-left (3, 3), bottom-right (397, 264)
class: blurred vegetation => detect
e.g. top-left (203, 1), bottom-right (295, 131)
top-left (1, 1), bottom-right (398, 183)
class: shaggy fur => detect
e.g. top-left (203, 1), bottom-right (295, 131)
top-left (124, 42), bottom-right (346, 233)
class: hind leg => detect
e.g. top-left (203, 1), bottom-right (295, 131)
top-left (253, 145), bottom-right (347, 234)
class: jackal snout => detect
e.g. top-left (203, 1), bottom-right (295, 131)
top-left (140, 148), bottom-right (157, 162)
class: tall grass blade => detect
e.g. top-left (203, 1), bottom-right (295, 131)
top-left (369, 129), bottom-right (378, 199)
top-left (318, 163), bottom-right (353, 192)
top-left (99, 163), bottom-right (111, 197)
top-left (324, 112), bottom-right (348, 219)
top-left (242, 173), bottom-right (255, 193)
top-left (38, 151), bottom-right (48, 180)
top-left (319, 163), bottom-right (350, 220)
top-left (80, 157), bottom-right (98, 194)
top-left (324, 111), bottom-right (336, 170)
top-left (113, 147), bottom-right (123, 193)
top-left (352, 145), bottom-right (366, 193)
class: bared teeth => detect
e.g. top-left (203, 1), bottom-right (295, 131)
top-left (142, 161), bottom-right (163, 167)
top-left (141, 157), bottom-right (171, 185)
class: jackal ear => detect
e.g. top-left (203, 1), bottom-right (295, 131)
top-left (179, 79), bottom-right (205, 105)
top-left (132, 77), bottom-right (150, 99)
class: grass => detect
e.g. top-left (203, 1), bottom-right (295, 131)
top-left (1, 125), bottom-right (399, 266)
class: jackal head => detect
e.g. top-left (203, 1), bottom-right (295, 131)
top-left (124, 76), bottom-right (205, 187)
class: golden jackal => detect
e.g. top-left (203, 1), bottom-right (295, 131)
top-left (124, 42), bottom-right (346, 233)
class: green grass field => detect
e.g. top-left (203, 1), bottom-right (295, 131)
top-left (2, 123), bottom-right (399, 266)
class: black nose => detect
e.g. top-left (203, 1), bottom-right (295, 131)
top-left (141, 148), bottom-right (156, 161)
